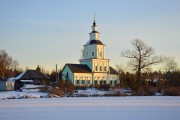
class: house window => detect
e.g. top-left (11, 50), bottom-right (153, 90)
top-left (82, 80), bottom-right (85, 84)
top-left (76, 80), bottom-right (79, 84)
top-left (92, 52), bottom-right (94, 56)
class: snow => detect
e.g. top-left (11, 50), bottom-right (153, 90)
top-left (20, 80), bottom-right (33, 82)
top-left (0, 91), bottom-right (48, 99)
top-left (0, 96), bottom-right (180, 120)
top-left (74, 88), bottom-right (132, 96)
top-left (76, 88), bottom-right (108, 96)
top-left (22, 84), bottom-right (45, 89)
top-left (6, 77), bottom-right (15, 82)
top-left (153, 79), bottom-right (158, 83)
top-left (20, 84), bottom-right (46, 92)
top-left (14, 71), bottom-right (26, 80)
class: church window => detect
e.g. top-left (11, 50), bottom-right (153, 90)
top-left (92, 52), bottom-right (94, 56)
top-left (104, 67), bottom-right (106, 71)
top-left (100, 66), bottom-right (102, 71)
top-left (87, 80), bottom-right (90, 84)
top-left (114, 81), bottom-right (117, 85)
top-left (110, 81), bottom-right (113, 84)
top-left (94, 80), bottom-right (97, 84)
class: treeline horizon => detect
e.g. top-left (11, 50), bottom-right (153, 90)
top-left (1, 39), bottom-right (180, 89)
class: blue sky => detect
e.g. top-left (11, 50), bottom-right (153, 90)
top-left (0, 0), bottom-right (180, 72)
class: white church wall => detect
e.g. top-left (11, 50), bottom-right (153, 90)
top-left (92, 59), bottom-right (109, 72)
top-left (74, 73), bottom-right (92, 86)
top-left (61, 66), bottom-right (74, 84)
top-left (80, 60), bottom-right (92, 71)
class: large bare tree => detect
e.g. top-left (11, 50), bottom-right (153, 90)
top-left (122, 39), bottom-right (163, 88)
top-left (0, 49), bottom-right (19, 77)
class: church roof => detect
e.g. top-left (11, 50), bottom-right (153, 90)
top-left (85, 40), bottom-right (104, 45)
top-left (109, 66), bottom-right (119, 75)
top-left (66, 64), bottom-right (92, 73)
top-left (65, 64), bottom-right (118, 75)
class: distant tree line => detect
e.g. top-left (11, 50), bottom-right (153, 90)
top-left (1, 38), bottom-right (180, 96)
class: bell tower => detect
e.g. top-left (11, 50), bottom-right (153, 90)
top-left (80, 17), bottom-right (110, 73)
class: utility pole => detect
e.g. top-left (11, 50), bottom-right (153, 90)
top-left (56, 64), bottom-right (59, 84)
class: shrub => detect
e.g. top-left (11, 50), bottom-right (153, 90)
top-left (164, 87), bottom-right (180, 96)
top-left (48, 86), bottom-right (64, 96)
top-left (100, 84), bottom-right (110, 91)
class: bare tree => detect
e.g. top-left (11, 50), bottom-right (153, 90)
top-left (121, 39), bottom-right (163, 88)
top-left (0, 49), bottom-right (19, 77)
top-left (163, 57), bottom-right (178, 72)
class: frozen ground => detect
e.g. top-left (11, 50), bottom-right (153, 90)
top-left (0, 91), bottom-right (48, 99)
top-left (0, 97), bottom-right (180, 120)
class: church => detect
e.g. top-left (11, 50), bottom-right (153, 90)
top-left (61, 18), bottom-right (119, 87)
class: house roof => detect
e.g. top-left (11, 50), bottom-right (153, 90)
top-left (65, 64), bottom-right (92, 73)
top-left (109, 66), bottom-right (119, 75)
top-left (15, 70), bottom-right (49, 80)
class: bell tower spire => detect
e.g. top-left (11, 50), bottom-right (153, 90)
top-left (93, 13), bottom-right (96, 26)
top-left (90, 14), bottom-right (99, 40)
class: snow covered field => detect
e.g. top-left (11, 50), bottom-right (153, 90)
top-left (0, 97), bottom-right (180, 120)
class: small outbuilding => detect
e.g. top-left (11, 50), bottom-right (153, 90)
top-left (14, 70), bottom-right (50, 90)
top-left (0, 77), bottom-right (6, 91)
top-left (0, 77), bottom-right (15, 91)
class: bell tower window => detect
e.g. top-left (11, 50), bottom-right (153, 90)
top-left (95, 66), bottom-right (98, 71)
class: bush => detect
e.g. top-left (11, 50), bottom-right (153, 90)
top-left (163, 87), bottom-right (180, 96)
top-left (48, 80), bottom-right (75, 96)
top-left (94, 84), bottom-right (100, 89)
top-left (100, 84), bottom-right (110, 91)
top-left (48, 86), bottom-right (64, 96)
top-left (132, 85), bottom-right (154, 96)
